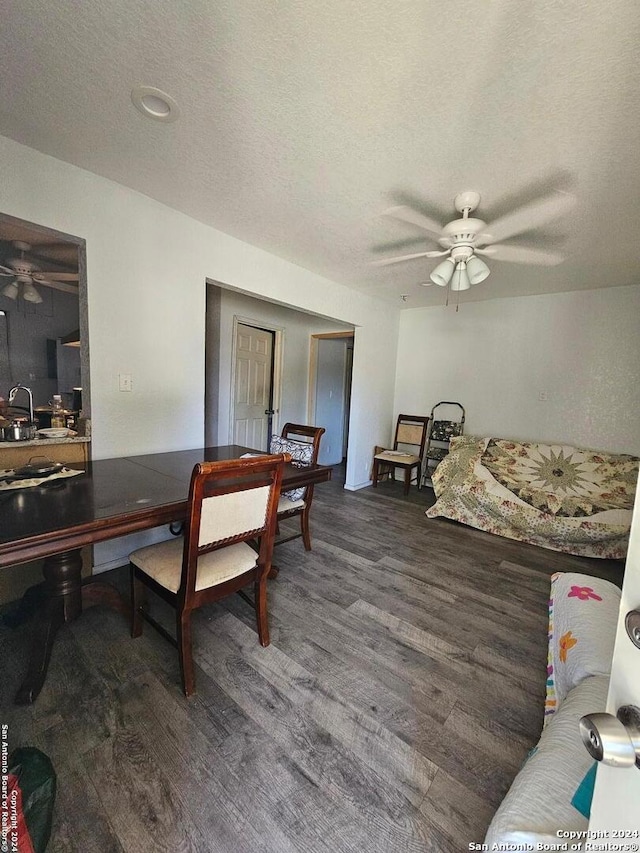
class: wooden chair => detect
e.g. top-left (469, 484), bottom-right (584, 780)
top-left (372, 414), bottom-right (430, 495)
top-left (269, 423), bottom-right (325, 551)
top-left (129, 453), bottom-right (288, 697)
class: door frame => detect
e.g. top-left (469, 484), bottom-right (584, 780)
top-left (228, 315), bottom-right (284, 445)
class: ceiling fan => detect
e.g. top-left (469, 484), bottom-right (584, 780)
top-left (0, 241), bottom-right (79, 303)
top-left (372, 190), bottom-right (575, 291)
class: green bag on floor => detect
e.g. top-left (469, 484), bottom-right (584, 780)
top-left (4, 747), bottom-right (56, 853)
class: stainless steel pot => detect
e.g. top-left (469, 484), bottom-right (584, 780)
top-left (2, 421), bottom-right (36, 441)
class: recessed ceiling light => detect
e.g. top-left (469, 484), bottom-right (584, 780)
top-left (131, 86), bottom-right (180, 123)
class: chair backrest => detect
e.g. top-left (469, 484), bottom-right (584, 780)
top-left (271, 423), bottom-right (325, 500)
top-left (393, 414), bottom-right (430, 457)
top-left (277, 423), bottom-right (325, 464)
top-left (181, 453), bottom-right (289, 595)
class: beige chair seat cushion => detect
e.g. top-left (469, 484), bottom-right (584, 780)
top-left (130, 537), bottom-right (258, 594)
top-left (375, 451), bottom-right (420, 465)
top-left (278, 494), bottom-right (306, 513)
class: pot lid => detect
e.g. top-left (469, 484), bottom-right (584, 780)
top-left (14, 459), bottom-right (64, 478)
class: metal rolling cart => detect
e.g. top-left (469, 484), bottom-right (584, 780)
top-left (422, 401), bottom-right (465, 486)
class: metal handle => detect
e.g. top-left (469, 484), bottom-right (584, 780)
top-left (264, 409), bottom-right (275, 416)
top-left (625, 610), bottom-right (640, 649)
top-left (579, 705), bottom-right (640, 769)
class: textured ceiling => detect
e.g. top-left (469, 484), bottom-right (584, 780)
top-left (1, 0), bottom-right (639, 308)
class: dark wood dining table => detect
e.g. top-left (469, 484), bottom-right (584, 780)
top-left (0, 445), bottom-right (332, 704)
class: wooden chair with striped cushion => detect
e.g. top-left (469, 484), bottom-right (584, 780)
top-left (372, 414), bottom-right (430, 495)
top-left (129, 453), bottom-right (289, 696)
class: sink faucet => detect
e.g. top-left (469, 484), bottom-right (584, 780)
top-left (8, 383), bottom-right (34, 424)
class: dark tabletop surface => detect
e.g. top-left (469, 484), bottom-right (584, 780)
top-left (0, 445), bottom-right (331, 557)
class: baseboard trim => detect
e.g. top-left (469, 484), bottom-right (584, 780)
top-left (344, 480), bottom-right (372, 491)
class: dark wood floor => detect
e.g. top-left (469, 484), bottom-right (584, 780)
top-left (0, 471), bottom-right (623, 852)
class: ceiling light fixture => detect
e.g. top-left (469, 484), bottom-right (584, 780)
top-left (131, 86), bottom-right (180, 123)
top-left (466, 254), bottom-right (490, 284)
top-left (429, 257), bottom-right (456, 287)
top-left (22, 281), bottom-right (43, 304)
top-left (2, 281), bottom-right (18, 300)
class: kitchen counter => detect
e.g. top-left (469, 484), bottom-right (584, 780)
top-left (0, 436), bottom-right (92, 605)
top-left (0, 436), bottom-right (91, 448)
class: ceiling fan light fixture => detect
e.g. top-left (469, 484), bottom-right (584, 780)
top-left (22, 281), bottom-right (43, 303)
top-left (450, 262), bottom-right (471, 292)
top-left (466, 255), bottom-right (490, 284)
top-left (430, 257), bottom-right (455, 287)
top-left (2, 281), bottom-right (18, 300)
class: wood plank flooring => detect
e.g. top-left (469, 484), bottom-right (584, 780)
top-left (0, 471), bottom-right (624, 852)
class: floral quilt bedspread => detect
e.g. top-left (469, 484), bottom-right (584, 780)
top-left (425, 436), bottom-right (639, 559)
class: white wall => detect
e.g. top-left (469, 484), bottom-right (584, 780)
top-left (394, 285), bottom-right (640, 455)
top-left (0, 135), bottom-right (400, 569)
top-left (212, 287), bottom-right (352, 445)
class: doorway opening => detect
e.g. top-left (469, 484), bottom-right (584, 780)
top-left (0, 211), bottom-right (90, 419)
top-left (308, 332), bottom-right (355, 467)
top-left (204, 282), bottom-right (354, 457)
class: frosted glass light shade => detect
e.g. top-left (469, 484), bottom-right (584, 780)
top-left (450, 263), bottom-right (471, 291)
top-left (430, 257), bottom-right (455, 287)
top-left (2, 281), bottom-right (18, 300)
top-left (23, 282), bottom-right (43, 303)
top-left (466, 255), bottom-right (490, 284)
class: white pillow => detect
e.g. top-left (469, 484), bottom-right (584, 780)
top-left (485, 675), bottom-right (608, 848)
top-left (545, 572), bottom-right (620, 721)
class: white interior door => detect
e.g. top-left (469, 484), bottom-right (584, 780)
top-left (233, 323), bottom-right (273, 450)
top-left (589, 487), bottom-right (640, 830)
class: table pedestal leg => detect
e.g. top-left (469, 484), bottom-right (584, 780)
top-left (14, 550), bottom-right (127, 705)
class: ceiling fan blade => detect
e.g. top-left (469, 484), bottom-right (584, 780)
top-left (35, 271), bottom-right (79, 282)
top-left (382, 206), bottom-right (444, 240)
top-left (371, 249), bottom-right (449, 267)
top-left (0, 264), bottom-right (16, 274)
top-left (476, 245), bottom-right (564, 265)
top-left (478, 192), bottom-right (575, 244)
top-left (32, 277), bottom-right (80, 294)
top-left (0, 271), bottom-right (16, 277)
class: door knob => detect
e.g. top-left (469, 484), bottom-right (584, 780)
top-left (625, 610), bottom-right (640, 650)
top-left (579, 705), bottom-right (640, 769)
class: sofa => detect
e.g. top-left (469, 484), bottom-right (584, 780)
top-left (426, 436), bottom-right (639, 559)
top-left (484, 571), bottom-right (621, 847)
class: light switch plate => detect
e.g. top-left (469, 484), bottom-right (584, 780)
top-left (118, 373), bottom-right (133, 392)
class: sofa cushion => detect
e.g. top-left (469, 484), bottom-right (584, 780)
top-left (484, 675), bottom-right (609, 848)
top-left (545, 572), bottom-right (620, 722)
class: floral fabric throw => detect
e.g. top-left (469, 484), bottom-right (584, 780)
top-left (426, 436), bottom-right (638, 559)
top-left (481, 439), bottom-right (638, 517)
